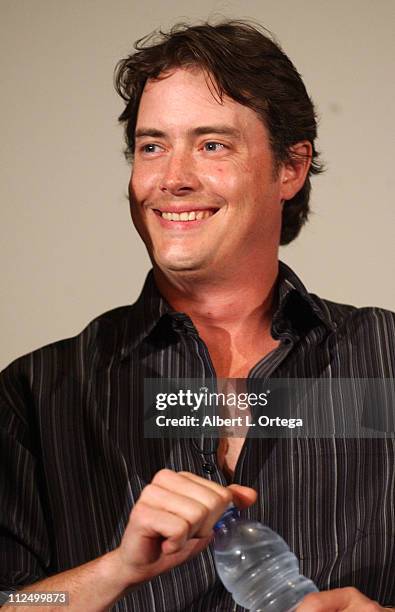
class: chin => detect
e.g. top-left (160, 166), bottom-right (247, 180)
top-left (152, 246), bottom-right (195, 269)
top-left (153, 251), bottom-right (207, 274)
top-left (158, 259), bottom-right (201, 273)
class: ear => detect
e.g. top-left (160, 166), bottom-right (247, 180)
top-left (279, 141), bottom-right (312, 201)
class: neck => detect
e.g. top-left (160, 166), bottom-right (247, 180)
top-left (153, 260), bottom-right (279, 333)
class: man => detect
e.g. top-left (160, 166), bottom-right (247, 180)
top-left (1, 20), bottom-right (394, 611)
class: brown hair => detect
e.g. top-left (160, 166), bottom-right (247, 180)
top-left (114, 20), bottom-right (324, 245)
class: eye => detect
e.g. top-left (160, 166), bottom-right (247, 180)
top-left (203, 142), bottom-right (226, 152)
top-left (140, 143), bottom-right (163, 154)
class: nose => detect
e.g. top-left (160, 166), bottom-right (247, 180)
top-left (159, 150), bottom-right (201, 195)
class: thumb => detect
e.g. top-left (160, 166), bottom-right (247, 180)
top-left (228, 484), bottom-right (257, 510)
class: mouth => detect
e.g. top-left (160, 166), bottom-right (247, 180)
top-left (152, 208), bottom-right (219, 222)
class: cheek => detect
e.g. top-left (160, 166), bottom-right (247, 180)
top-left (203, 165), bottom-right (244, 198)
top-left (130, 164), bottom-right (158, 200)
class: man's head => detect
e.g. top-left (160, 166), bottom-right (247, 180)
top-left (115, 20), bottom-right (323, 250)
top-left (114, 21), bottom-right (322, 281)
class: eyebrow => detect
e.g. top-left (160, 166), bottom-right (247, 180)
top-left (134, 125), bottom-right (242, 139)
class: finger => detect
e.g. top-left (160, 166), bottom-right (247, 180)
top-left (178, 472), bottom-right (257, 509)
top-left (152, 470), bottom-right (232, 536)
top-left (139, 483), bottom-right (209, 538)
top-left (296, 587), bottom-right (381, 611)
top-left (132, 504), bottom-right (191, 555)
top-left (162, 533), bottom-right (212, 556)
top-left (177, 472), bottom-right (257, 528)
top-left (296, 591), bottom-right (336, 611)
top-left (176, 470), bottom-right (232, 498)
top-left (228, 484), bottom-right (257, 509)
top-left (154, 469), bottom-right (232, 507)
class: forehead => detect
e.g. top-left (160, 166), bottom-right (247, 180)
top-left (136, 67), bottom-right (266, 135)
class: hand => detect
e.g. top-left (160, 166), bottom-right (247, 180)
top-left (114, 469), bottom-right (257, 586)
top-left (297, 587), bottom-right (394, 611)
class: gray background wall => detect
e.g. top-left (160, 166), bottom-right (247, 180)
top-left (1, 0), bottom-right (394, 370)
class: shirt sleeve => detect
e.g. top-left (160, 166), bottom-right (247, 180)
top-left (0, 357), bottom-right (51, 592)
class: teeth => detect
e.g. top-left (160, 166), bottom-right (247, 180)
top-left (160, 210), bottom-right (214, 221)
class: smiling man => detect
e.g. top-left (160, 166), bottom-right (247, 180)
top-left (1, 20), bottom-right (394, 612)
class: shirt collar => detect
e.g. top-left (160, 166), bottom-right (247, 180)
top-left (271, 261), bottom-right (335, 340)
top-left (119, 270), bottom-right (171, 357)
top-left (120, 261), bottom-right (334, 358)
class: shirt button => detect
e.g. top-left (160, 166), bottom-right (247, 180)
top-left (202, 462), bottom-right (216, 474)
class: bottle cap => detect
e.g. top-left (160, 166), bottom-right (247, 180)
top-left (213, 504), bottom-right (240, 532)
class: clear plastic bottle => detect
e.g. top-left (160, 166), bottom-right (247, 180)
top-left (213, 506), bottom-right (318, 611)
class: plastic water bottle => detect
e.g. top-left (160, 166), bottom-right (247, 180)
top-left (214, 505), bottom-right (318, 611)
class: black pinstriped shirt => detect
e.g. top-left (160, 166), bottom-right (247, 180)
top-left (1, 262), bottom-right (394, 610)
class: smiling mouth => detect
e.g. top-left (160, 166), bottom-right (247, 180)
top-left (153, 208), bottom-right (219, 222)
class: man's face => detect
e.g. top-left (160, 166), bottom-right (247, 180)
top-left (130, 67), bottom-right (284, 278)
